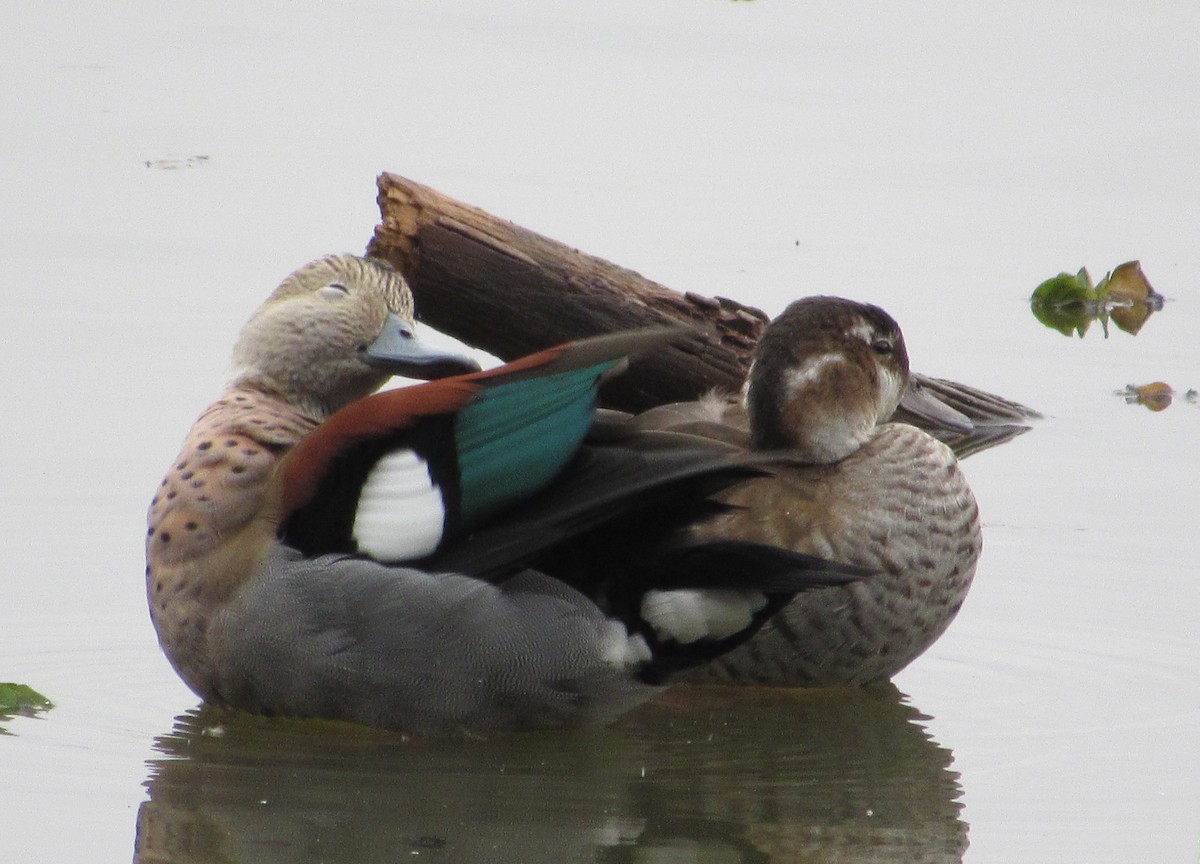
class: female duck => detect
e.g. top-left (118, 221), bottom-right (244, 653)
top-left (146, 255), bottom-right (859, 731)
top-left (630, 297), bottom-right (983, 686)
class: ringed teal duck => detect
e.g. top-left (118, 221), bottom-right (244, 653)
top-left (146, 255), bottom-right (864, 731)
top-left (622, 296), bottom-right (983, 686)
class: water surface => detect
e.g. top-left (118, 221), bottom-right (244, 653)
top-left (2, 2), bottom-right (1197, 861)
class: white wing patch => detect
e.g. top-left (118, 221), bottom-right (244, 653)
top-left (640, 589), bottom-right (768, 644)
top-left (352, 449), bottom-right (445, 562)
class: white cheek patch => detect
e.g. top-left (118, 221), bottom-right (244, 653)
top-left (352, 449), bottom-right (445, 562)
top-left (640, 589), bottom-right (768, 644)
top-left (877, 365), bottom-right (905, 419)
top-left (785, 351), bottom-right (847, 397)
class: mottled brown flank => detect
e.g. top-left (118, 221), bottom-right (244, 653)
top-left (145, 388), bottom-right (317, 698)
top-left (683, 423), bottom-right (981, 686)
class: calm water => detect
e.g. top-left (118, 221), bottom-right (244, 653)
top-left (3, 2), bottom-right (1197, 862)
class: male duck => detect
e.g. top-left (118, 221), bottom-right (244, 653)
top-left (622, 296), bottom-right (983, 686)
top-left (146, 255), bottom-right (863, 731)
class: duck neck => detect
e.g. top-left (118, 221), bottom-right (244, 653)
top-left (222, 369), bottom-right (351, 426)
top-left (745, 359), bottom-right (890, 464)
top-left (147, 387), bottom-right (320, 580)
top-left (748, 388), bottom-right (878, 463)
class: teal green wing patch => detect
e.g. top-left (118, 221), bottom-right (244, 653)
top-left (454, 360), bottom-right (618, 526)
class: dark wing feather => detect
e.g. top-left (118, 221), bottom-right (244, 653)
top-left (420, 439), bottom-right (765, 579)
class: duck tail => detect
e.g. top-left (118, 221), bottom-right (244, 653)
top-left (641, 539), bottom-right (872, 592)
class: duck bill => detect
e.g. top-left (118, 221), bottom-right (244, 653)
top-left (899, 378), bottom-right (974, 433)
top-left (362, 312), bottom-right (482, 380)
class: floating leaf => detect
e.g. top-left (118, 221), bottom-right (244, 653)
top-left (1031, 261), bottom-right (1164, 338)
top-left (1103, 261), bottom-right (1165, 335)
top-left (1030, 269), bottom-right (1099, 337)
top-left (1118, 382), bottom-right (1200, 412)
top-left (0, 683), bottom-right (54, 717)
top-left (1120, 382), bottom-right (1173, 411)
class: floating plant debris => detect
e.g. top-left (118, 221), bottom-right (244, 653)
top-left (0, 683), bottom-right (53, 723)
top-left (1121, 382), bottom-right (1174, 411)
top-left (1119, 383), bottom-right (1199, 412)
top-left (1031, 261), bottom-right (1164, 338)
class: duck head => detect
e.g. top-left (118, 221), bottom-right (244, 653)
top-left (745, 296), bottom-right (912, 463)
top-left (226, 254), bottom-right (480, 421)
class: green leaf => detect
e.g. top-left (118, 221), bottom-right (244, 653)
top-left (1030, 271), bottom-right (1099, 337)
top-left (1031, 271), bottom-right (1097, 307)
top-left (0, 683), bottom-right (54, 716)
top-left (1030, 261), bottom-right (1165, 339)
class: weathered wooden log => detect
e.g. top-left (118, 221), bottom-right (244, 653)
top-left (366, 172), bottom-right (768, 412)
top-left (366, 172), bottom-right (1037, 428)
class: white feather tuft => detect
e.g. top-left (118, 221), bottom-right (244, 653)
top-left (598, 620), bottom-right (653, 668)
top-left (640, 589), bottom-right (768, 644)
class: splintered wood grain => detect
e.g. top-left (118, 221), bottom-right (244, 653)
top-left (367, 172), bottom-right (766, 412)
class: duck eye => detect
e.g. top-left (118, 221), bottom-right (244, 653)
top-left (318, 282), bottom-right (349, 300)
top-left (870, 338), bottom-right (893, 356)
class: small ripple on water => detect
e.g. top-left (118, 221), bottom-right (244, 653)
top-left (2, 638), bottom-right (194, 757)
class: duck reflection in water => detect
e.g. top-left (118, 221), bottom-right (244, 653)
top-left (134, 685), bottom-right (967, 864)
